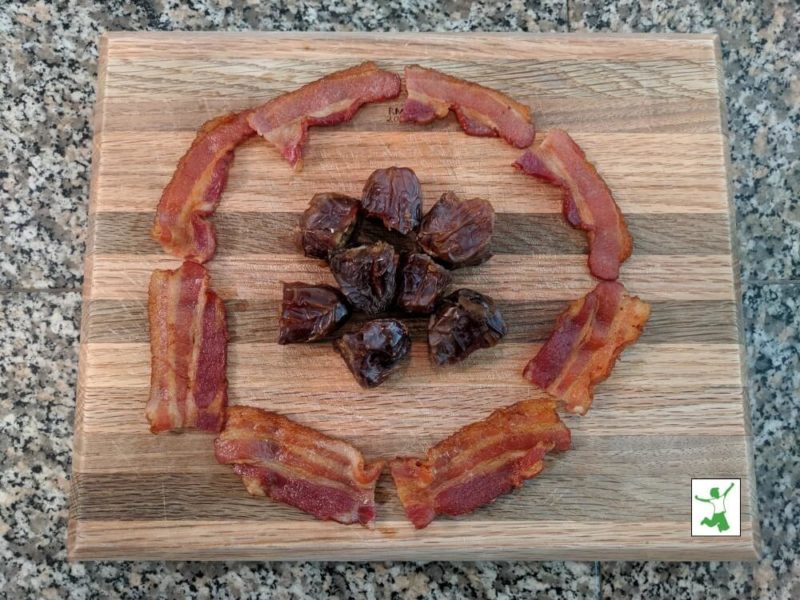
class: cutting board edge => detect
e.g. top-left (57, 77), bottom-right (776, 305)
top-left (68, 34), bottom-right (110, 554)
top-left (711, 34), bottom-right (762, 558)
top-left (100, 30), bottom-right (721, 42)
top-left (68, 32), bottom-right (758, 563)
top-left (67, 520), bottom-right (760, 563)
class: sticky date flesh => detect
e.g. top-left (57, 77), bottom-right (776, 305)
top-left (361, 167), bottom-right (422, 235)
top-left (418, 192), bottom-right (495, 268)
top-left (278, 283), bottom-right (350, 344)
top-left (397, 253), bottom-right (452, 314)
top-left (428, 288), bottom-right (507, 365)
top-left (298, 192), bottom-right (360, 259)
top-left (334, 319), bottom-right (411, 387)
top-left (329, 241), bottom-right (399, 315)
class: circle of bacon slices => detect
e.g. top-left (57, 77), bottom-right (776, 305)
top-left (145, 62), bottom-right (652, 530)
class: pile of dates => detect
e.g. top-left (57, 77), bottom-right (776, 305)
top-left (279, 167), bottom-right (507, 388)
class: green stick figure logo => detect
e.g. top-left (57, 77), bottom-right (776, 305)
top-left (694, 482), bottom-right (735, 532)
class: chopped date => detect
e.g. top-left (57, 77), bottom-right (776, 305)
top-left (288, 169), bottom-right (504, 381)
top-left (361, 167), bottom-right (422, 235)
top-left (356, 218), bottom-right (420, 255)
top-left (428, 288), bottom-right (507, 365)
top-left (418, 191), bottom-right (495, 268)
top-left (397, 253), bottom-right (452, 314)
top-left (329, 241), bottom-right (399, 315)
top-left (278, 283), bottom-right (350, 344)
top-left (334, 319), bottom-right (411, 387)
top-left (297, 192), bottom-right (361, 259)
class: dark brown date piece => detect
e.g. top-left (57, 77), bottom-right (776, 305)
top-left (278, 283), bottom-right (350, 344)
top-left (329, 241), bottom-right (399, 315)
top-left (334, 319), bottom-right (411, 387)
top-left (297, 192), bottom-right (360, 259)
top-left (361, 167), bottom-right (422, 235)
top-left (418, 192), bottom-right (495, 268)
top-left (397, 253), bottom-right (452, 314)
top-left (428, 288), bottom-right (507, 365)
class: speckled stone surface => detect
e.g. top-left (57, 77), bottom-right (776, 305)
top-left (571, 0), bottom-right (800, 284)
top-left (572, 2), bottom-right (800, 599)
top-left (596, 283), bottom-right (800, 600)
top-left (1, 0), bottom-right (798, 598)
top-left (0, 0), bottom-right (567, 290)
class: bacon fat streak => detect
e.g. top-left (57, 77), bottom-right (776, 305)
top-left (515, 129), bottom-right (633, 280)
top-left (215, 406), bottom-right (385, 527)
top-left (153, 111), bottom-right (255, 263)
top-left (401, 65), bottom-right (535, 148)
top-left (524, 281), bottom-right (650, 415)
top-left (248, 62), bottom-right (401, 168)
top-left (390, 400), bottom-right (570, 529)
top-left (146, 261), bottom-right (228, 433)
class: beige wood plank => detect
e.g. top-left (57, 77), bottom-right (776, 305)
top-left (84, 254), bottom-right (736, 301)
top-left (81, 341), bottom-right (742, 402)
top-left (76, 385), bottom-right (747, 438)
top-left (92, 131), bottom-right (729, 214)
top-left (102, 96), bottom-right (723, 135)
top-left (102, 57), bottom-right (719, 102)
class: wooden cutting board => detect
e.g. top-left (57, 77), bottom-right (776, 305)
top-left (69, 32), bottom-right (758, 561)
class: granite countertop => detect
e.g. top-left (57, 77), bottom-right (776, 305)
top-left (1, 1), bottom-right (797, 598)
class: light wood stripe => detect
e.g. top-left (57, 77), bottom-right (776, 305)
top-left (103, 57), bottom-right (718, 103)
top-left (102, 96), bottom-right (723, 135)
top-left (84, 254), bottom-right (736, 301)
top-left (76, 386), bottom-right (746, 439)
top-left (81, 342), bottom-right (742, 391)
top-left (92, 211), bottom-right (731, 256)
top-left (92, 132), bottom-right (729, 214)
top-left (84, 298), bottom-right (738, 344)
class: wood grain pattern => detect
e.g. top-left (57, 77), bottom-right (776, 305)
top-left (69, 32), bottom-right (757, 561)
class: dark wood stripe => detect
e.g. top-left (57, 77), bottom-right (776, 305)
top-left (85, 298), bottom-right (738, 344)
top-left (70, 436), bottom-right (745, 522)
top-left (92, 212), bottom-right (730, 256)
top-left (68, 472), bottom-right (677, 522)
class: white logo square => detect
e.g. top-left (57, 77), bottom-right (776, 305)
top-left (691, 478), bottom-right (741, 537)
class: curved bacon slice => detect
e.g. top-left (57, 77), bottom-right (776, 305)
top-left (215, 406), bottom-right (384, 527)
top-left (389, 400), bottom-right (570, 529)
top-left (401, 65), bottom-right (535, 148)
top-left (146, 261), bottom-right (228, 433)
top-left (152, 111), bottom-right (255, 264)
top-left (524, 281), bottom-right (650, 415)
top-left (248, 62), bottom-right (401, 168)
top-left (515, 129), bottom-right (632, 280)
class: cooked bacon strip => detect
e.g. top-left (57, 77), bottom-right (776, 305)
top-left (524, 281), bottom-right (650, 415)
top-left (248, 62), bottom-right (401, 168)
top-left (401, 65), bottom-right (535, 148)
top-left (152, 111), bottom-right (255, 264)
top-left (215, 406), bottom-right (384, 527)
top-left (515, 129), bottom-right (633, 280)
top-left (146, 261), bottom-right (228, 433)
top-left (389, 400), bottom-right (570, 529)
